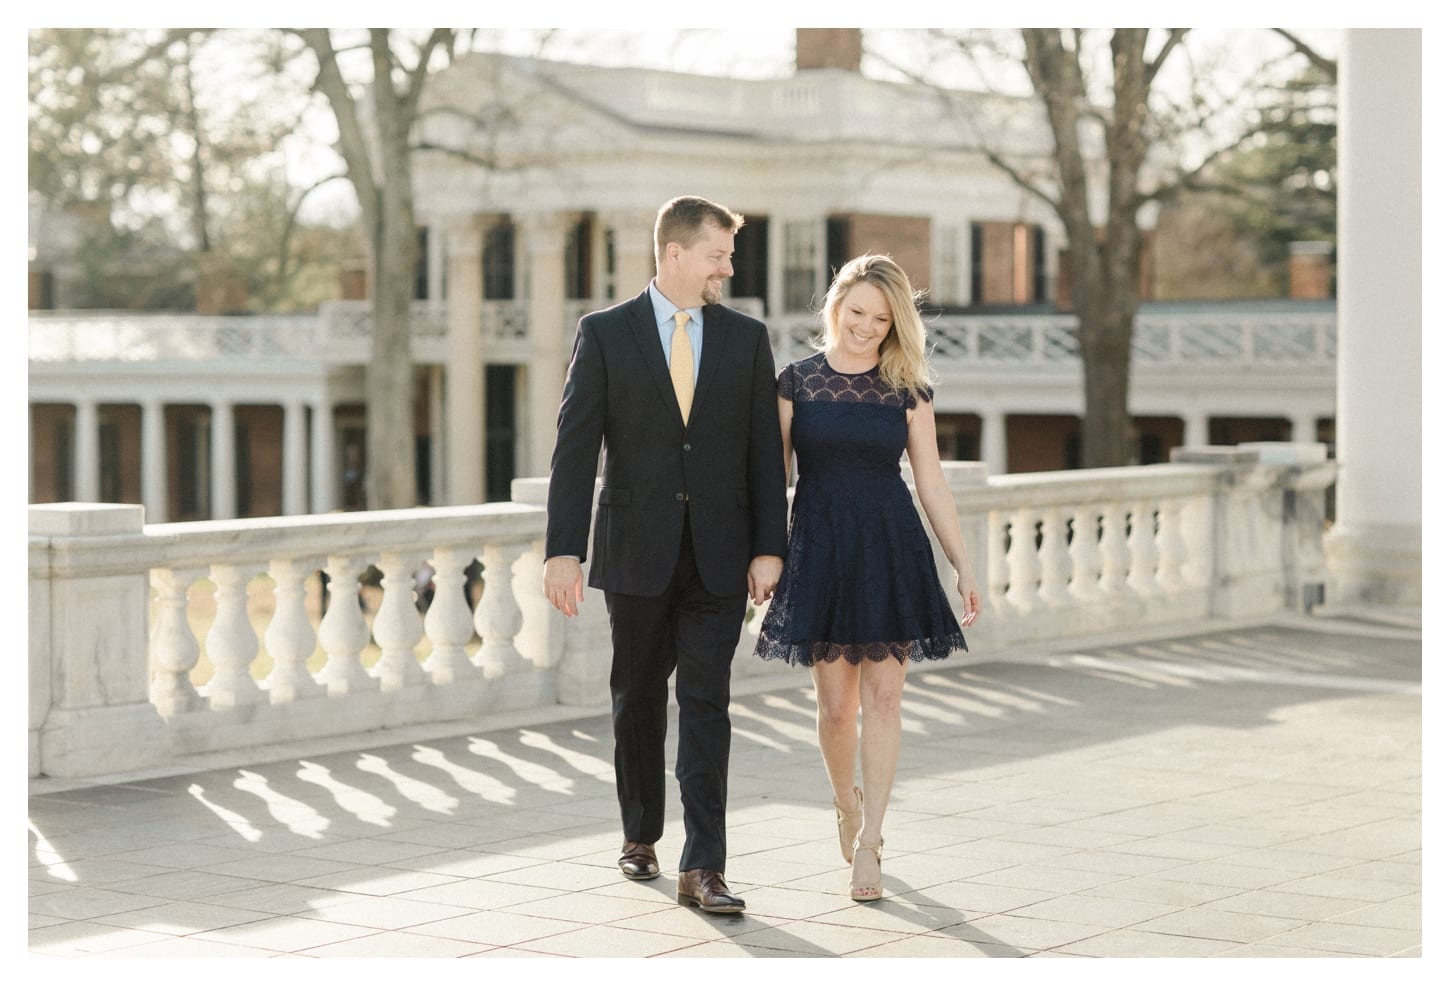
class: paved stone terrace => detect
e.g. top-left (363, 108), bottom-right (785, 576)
top-left (28, 610), bottom-right (1424, 961)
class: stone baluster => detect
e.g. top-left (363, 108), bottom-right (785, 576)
top-left (149, 567), bottom-right (203, 715)
top-left (1036, 506), bottom-right (1073, 607)
top-left (1126, 500), bottom-right (1161, 597)
top-left (263, 558), bottom-right (323, 703)
top-left (477, 541), bottom-right (527, 678)
top-left (1068, 506), bottom-right (1103, 603)
top-left (985, 510), bottom-right (1012, 615)
top-left (1176, 493), bottom-right (1215, 592)
top-left (1097, 502), bottom-right (1131, 598)
top-left (424, 546), bottom-right (481, 684)
top-left (1154, 497), bottom-right (1188, 593)
top-left (1003, 507), bottom-right (1042, 613)
top-left (204, 564), bottom-right (262, 709)
top-left (513, 540), bottom-right (562, 670)
top-left (317, 555), bottom-right (377, 696)
top-left (372, 552), bottom-right (427, 690)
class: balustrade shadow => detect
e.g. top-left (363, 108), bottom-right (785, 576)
top-left (29, 615), bottom-right (1419, 957)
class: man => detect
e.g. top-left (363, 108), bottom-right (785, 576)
top-left (543, 195), bottom-right (787, 914)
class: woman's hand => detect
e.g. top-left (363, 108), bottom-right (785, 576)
top-left (957, 571), bottom-right (981, 627)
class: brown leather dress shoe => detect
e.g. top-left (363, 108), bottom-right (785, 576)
top-left (676, 868), bottom-right (746, 913)
top-left (618, 841), bottom-right (659, 880)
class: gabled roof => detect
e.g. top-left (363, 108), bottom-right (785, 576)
top-left (424, 51), bottom-right (1053, 155)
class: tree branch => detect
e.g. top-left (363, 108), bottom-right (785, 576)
top-left (295, 29), bottom-right (379, 234)
top-left (1144, 28), bottom-right (1190, 87)
top-left (1273, 28), bottom-right (1338, 82)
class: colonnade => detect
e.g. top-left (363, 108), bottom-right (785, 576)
top-left (48, 396), bottom-right (337, 524)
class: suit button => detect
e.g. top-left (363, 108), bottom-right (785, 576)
top-left (675, 492), bottom-right (686, 501)
top-left (683, 443), bottom-right (692, 452)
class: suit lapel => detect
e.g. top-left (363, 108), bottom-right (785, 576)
top-left (626, 290), bottom-right (685, 425)
top-left (691, 305), bottom-right (727, 422)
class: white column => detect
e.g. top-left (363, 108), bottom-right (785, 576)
top-left (426, 221), bottom-right (445, 307)
top-left (1290, 411), bottom-right (1319, 445)
top-left (445, 224), bottom-right (485, 505)
top-left (74, 399), bottom-right (99, 502)
top-left (428, 364), bottom-right (445, 506)
top-left (962, 220), bottom-right (976, 306)
top-left (766, 216), bottom-right (785, 320)
top-left (1325, 29), bottom-right (1421, 607)
top-left (282, 399), bottom-right (308, 516)
top-left (1183, 412), bottom-right (1209, 448)
top-left (310, 397), bottom-right (335, 514)
top-left (605, 211), bottom-right (656, 301)
top-left (141, 399), bottom-right (167, 523)
top-left (523, 212), bottom-right (569, 480)
top-left (982, 410), bottom-right (1007, 476)
top-left (210, 400), bottom-right (235, 520)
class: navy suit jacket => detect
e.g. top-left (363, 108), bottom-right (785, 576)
top-left (545, 288), bottom-right (787, 598)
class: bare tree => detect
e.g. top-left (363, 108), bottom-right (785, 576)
top-left (294, 29), bottom-right (457, 509)
top-left (31, 27), bottom-right (352, 315)
top-left (903, 28), bottom-right (1325, 467)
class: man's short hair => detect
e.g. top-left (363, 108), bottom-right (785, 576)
top-left (654, 195), bottom-right (745, 266)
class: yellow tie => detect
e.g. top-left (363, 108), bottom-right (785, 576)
top-left (670, 310), bottom-right (694, 423)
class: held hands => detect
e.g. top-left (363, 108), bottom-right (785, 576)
top-left (957, 571), bottom-right (982, 628)
top-left (543, 556), bottom-right (585, 618)
top-left (747, 555), bottom-right (783, 608)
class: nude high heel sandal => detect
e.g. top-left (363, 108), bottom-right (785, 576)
top-left (834, 786), bottom-right (863, 863)
top-left (850, 835), bottom-right (883, 902)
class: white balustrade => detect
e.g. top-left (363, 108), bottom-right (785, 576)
top-left (28, 448), bottom-right (1337, 780)
top-left (204, 564), bottom-right (262, 709)
top-left (985, 510), bottom-right (1012, 617)
top-left (1003, 508), bottom-right (1042, 614)
top-left (372, 553), bottom-right (427, 691)
top-left (1155, 498), bottom-right (1188, 593)
top-left (317, 555), bottom-right (377, 696)
top-left (1125, 500), bottom-right (1161, 598)
top-left (263, 558), bottom-right (323, 703)
top-left (1097, 502), bottom-right (1131, 598)
top-left (35, 307), bottom-right (1335, 374)
top-left (423, 548), bottom-right (481, 685)
top-left (1036, 506), bottom-right (1074, 608)
top-left (477, 541), bottom-right (528, 678)
top-left (1068, 507), bottom-right (1103, 604)
top-left (149, 567), bottom-right (203, 715)
top-left (512, 542), bottom-right (560, 670)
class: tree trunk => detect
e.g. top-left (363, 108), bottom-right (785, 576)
top-left (1077, 304), bottom-right (1135, 467)
top-left (365, 203), bottom-right (417, 507)
top-left (1019, 28), bottom-right (1155, 470)
top-left (365, 155), bottom-right (418, 510)
top-left (299, 27), bottom-right (434, 510)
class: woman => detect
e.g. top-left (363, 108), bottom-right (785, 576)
top-left (755, 254), bottom-right (980, 902)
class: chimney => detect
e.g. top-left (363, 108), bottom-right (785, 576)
top-left (1288, 241), bottom-right (1333, 299)
top-left (796, 28), bottom-right (862, 72)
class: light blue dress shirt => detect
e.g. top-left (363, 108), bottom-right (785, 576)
top-left (648, 281), bottom-right (703, 382)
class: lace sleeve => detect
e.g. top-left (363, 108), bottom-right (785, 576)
top-left (905, 384), bottom-right (935, 410)
top-left (776, 362), bottom-right (795, 401)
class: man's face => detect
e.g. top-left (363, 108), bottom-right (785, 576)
top-left (668, 222), bottom-right (735, 306)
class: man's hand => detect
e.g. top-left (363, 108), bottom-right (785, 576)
top-left (747, 555), bottom-right (783, 608)
top-left (543, 556), bottom-right (585, 617)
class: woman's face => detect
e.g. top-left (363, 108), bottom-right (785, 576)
top-left (833, 280), bottom-right (893, 359)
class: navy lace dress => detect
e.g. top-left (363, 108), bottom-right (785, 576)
top-left (755, 353), bottom-right (968, 667)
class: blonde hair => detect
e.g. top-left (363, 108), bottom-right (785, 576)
top-left (817, 254), bottom-right (933, 395)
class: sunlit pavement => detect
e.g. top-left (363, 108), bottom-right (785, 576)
top-left (28, 610), bottom-right (1421, 959)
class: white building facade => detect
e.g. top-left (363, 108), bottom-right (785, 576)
top-left (29, 31), bottom-right (1341, 524)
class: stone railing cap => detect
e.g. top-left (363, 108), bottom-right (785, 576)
top-left (29, 502), bottom-right (146, 537)
top-left (1170, 446), bottom-right (1260, 465)
top-left (1239, 442), bottom-right (1329, 465)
